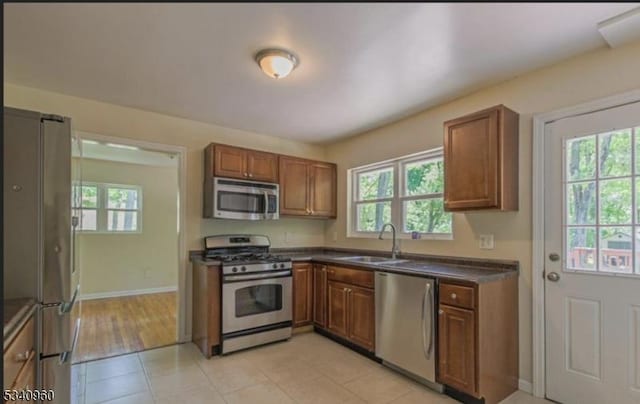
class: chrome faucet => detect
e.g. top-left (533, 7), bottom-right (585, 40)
top-left (378, 223), bottom-right (399, 259)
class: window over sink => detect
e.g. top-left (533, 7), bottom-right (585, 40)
top-left (72, 182), bottom-right (142, 233)
top-left (348, 148), bottom-right (452, 239)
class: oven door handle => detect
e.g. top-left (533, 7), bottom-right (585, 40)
top-left (224, 270), bottom-right (291, 282)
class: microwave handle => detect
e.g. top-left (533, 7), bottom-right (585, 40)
top-left (264, 191), bottom-right (269, 217)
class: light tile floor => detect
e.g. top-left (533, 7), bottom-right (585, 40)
top-left (72, 332), bottom-right (552, 404)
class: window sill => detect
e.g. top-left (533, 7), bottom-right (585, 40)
top-left (78, 231), bottom-right (142, 235)
top-left (347, 232), bottom-right (453, 241)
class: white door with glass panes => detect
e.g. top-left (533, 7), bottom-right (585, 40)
top-left (544, 100), bottom-right (640, 403)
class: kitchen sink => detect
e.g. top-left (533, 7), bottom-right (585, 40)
top-left (336, 256), bottom-right (409, 265)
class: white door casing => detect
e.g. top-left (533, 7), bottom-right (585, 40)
top-left (544, 101), bottom-right (640, 403)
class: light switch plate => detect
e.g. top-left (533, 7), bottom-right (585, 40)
top-left (332, 232), bottom-right (338, 242)
top-left (479, 234), bottom-right (494, 249)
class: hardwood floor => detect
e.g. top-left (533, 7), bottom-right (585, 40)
top-left (74, 292), bottom-right (177, 363)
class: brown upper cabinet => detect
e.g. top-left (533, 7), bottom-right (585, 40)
top-left (207, 144), bottom-right (279, 183)
top-left (443, 105), bottom-right (519, 212)
top-left (279, 156), bottom-right (337, 218)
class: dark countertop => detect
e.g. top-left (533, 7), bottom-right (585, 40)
top-left (4, 297), bottom-right (37, 349)
top-left (191, 247), bottom-right (518, 284)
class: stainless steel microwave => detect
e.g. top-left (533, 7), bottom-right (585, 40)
top-left (205, 177), bottom-right (279, 220)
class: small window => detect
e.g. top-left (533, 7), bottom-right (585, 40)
top-left (72, 185), bottom-right (98, 231)
top-left (564, 126), bottom-right (640, 276)
top-left (348, 149), bottom-right (452, 239)
top-left (354, 166), bottom-right (394, 232)
top-left (107, 187), bottom-right (140, 232)
top-left (401, 157), bottom-right (451, 234)
top-left (72, 183), bottom-right (142, 233)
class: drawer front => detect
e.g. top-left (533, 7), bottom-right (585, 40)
top-left (10, 350), bottom-right (36, 391)
top-left (440, 283), bottom-right (475, 309)
top-left (327, 266), bottom-right (374, 289)
top-left (3, 316), bottom-right (35, 390)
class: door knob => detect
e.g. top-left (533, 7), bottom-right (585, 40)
top-left (547, 272), bottom-right (560, 282)
top-left (549, 253), bottom-right (560, 262)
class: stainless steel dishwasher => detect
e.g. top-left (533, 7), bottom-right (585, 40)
top-left (375, 271), bottom-right (443, 391)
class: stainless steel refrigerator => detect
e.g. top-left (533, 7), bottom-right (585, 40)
top-left (4, 107), bottom-right (81, 404)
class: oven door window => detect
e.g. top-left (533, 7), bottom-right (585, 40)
top-left (218, 191), bottom-right (265, 214)
top-left (235, 284), bottom-right (283, 317)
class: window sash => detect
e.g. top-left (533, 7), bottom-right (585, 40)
top-left (349, 148), bottom-right (451, 237)
top-left (74, 182), bottom-right (142, 233)
top-left (354, 165), bottom-right (395, 202)
top-left (400, 156), bottom-right (444, 198)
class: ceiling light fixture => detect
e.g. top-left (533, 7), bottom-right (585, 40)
top-left (255, 48), bottom-right (299, 79)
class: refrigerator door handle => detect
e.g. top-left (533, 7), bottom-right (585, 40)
top-left (59, 318), bottom-right (80, 364)
top-left (59, 283), bottom-right (79, 314)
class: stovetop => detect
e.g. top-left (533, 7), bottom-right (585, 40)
top-left (205, 252), bottom-right (291, 265)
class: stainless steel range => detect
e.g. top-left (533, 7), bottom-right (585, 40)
top-left (204, 235), bottom-right (292, 354)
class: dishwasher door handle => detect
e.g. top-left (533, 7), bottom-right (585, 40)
top-left (426, 282), bottom-right (434, 359)
top-left (421, 283), bottom-right (429, 359)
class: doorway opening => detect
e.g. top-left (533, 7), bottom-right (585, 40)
top-left (71, 133), bottom-right (186, 363)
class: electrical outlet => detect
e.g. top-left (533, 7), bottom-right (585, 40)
top-left (332, 232), bottom-right (338, 242)
top-left (479, 234), bottom-right (494, 250)
top-left (144, 269), bottom-right (152, 278)
top-left (284, 232), bottom-right (291, 243)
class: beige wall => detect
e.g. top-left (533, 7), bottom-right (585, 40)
top-left (79, 158), bottom-right (179, 296)
top-left (3, 83), bottom-right (328, 254)
top-left (324, 40), bottom-right (640, 383)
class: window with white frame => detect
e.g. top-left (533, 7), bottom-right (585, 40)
top-left (72, 183), bottom-right (142, 232)
top-left (349, 149), bottom-right (452, 238)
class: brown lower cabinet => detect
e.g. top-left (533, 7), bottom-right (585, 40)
top-left (312, 264), bottom-right (327, 328)
top-left (293, 262), bottom-right (313, 327)
top-left (346, 285), bottom-right (375, 350)
top-left (4, 315), bottom-right (36, 402)
top-left (437, 278), bottom-right (518, 404)
top-left (324, 265), bottom-right (375, 352)
top-left (438, 304), bottom-right (476, 395)
top-left (191, 263), bottom-right (221, 358)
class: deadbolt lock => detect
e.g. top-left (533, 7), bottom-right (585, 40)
top-left (549, 253), bottom-right (560, 262)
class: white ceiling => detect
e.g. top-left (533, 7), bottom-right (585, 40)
top-left (4, 3), bottom-right (639, 143)
top-left (77, 139), bottom-right (178, 167)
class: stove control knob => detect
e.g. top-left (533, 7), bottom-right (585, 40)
top-left (241, 266), bottom-right (247, 272)
top-left (232, 267), bottom-right (238, 273)
top-left (279, 263), bottom-right (285, 269)
top-left (272, 264), bottom-right (278, 269)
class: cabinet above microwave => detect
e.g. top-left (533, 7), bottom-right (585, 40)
top-left (203, 143), bottom-right (337, 220)
top-left (206, 144), bottom-right (279, 183)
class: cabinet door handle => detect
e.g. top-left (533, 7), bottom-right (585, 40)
top-left (248, 173), bottom-right (253, 178)
top-left (14, 350), bottom-right (32, 362)
top-left (438, 309), bottom-right (444, 315)
top-left (450, 293), bottom-right (457, 300)
top-left (244, 172), bottom-right (248, 177)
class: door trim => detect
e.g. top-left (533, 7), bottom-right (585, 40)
top-left (74, 131), bottom-right (190, 343)
top-left (531, 88), bottom-right (640, 398)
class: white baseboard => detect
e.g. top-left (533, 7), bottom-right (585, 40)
top-left (518, 379), bottom-right (533, 394)
top-left (79, 286), bottom-right (177, 300)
